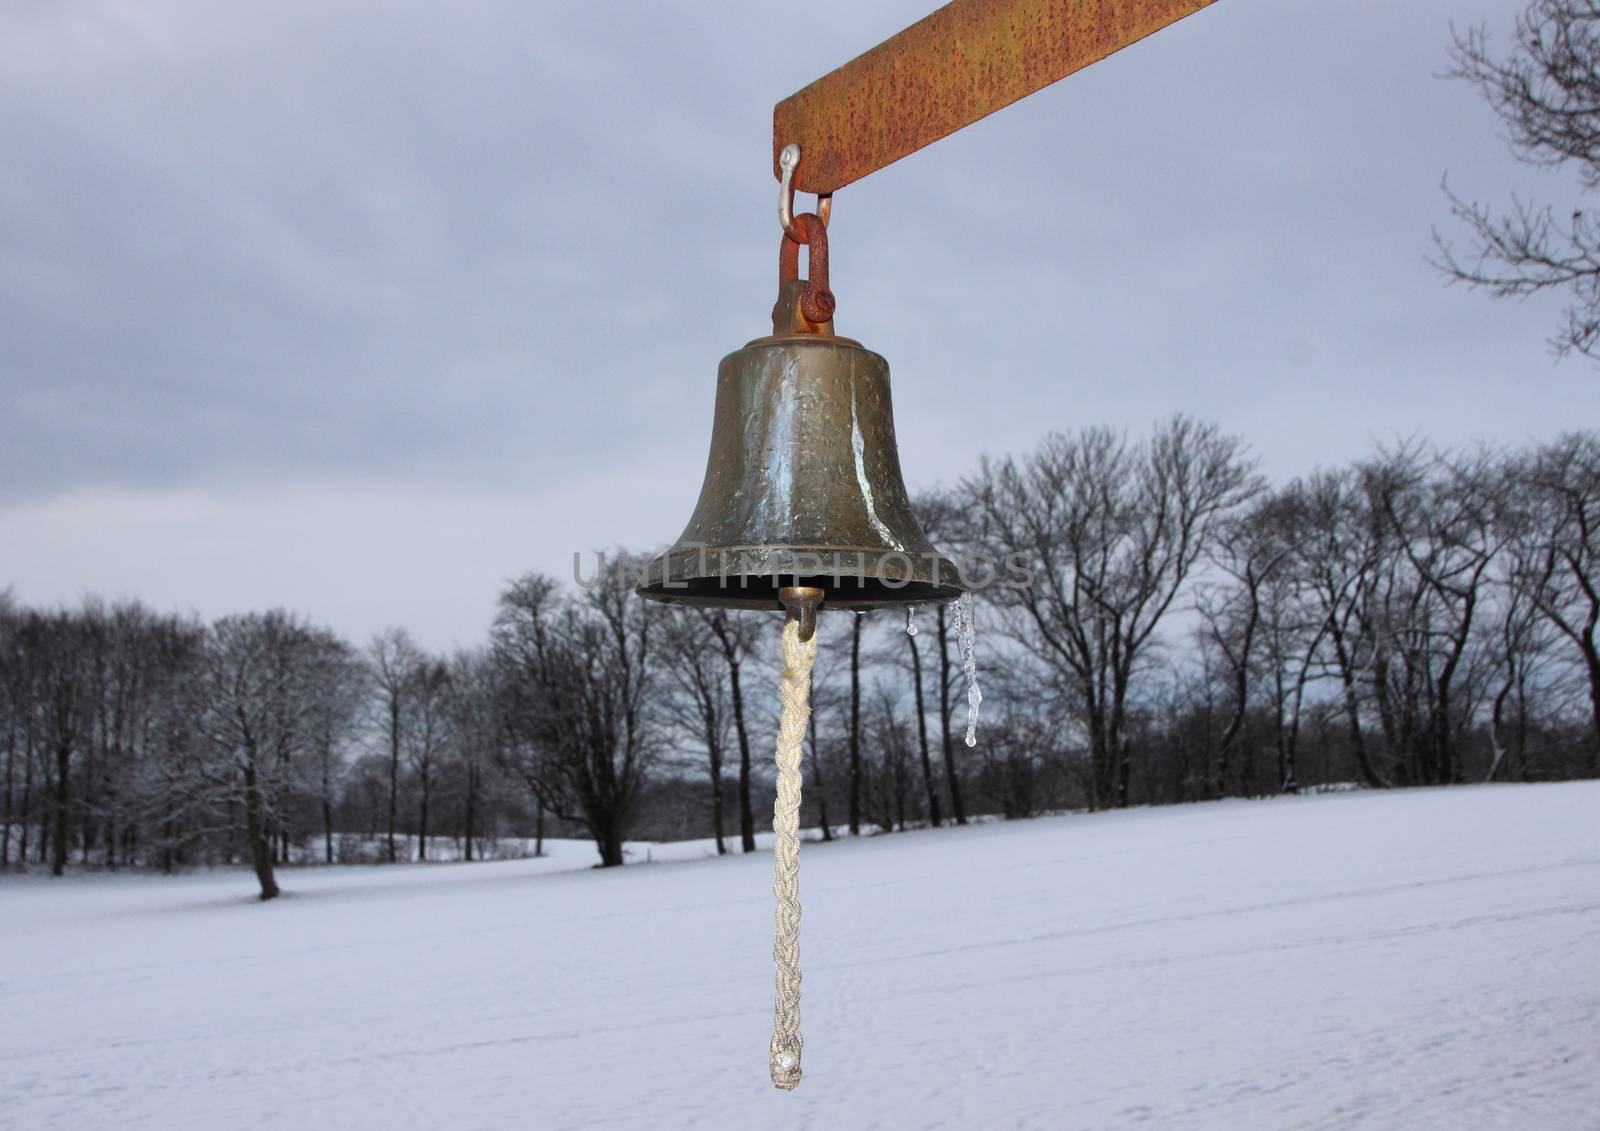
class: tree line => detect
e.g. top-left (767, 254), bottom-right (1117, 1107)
top-left (2, 420), bottom-right (1596, 899)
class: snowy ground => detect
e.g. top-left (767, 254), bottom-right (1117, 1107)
top-left (3, 783), bottom-right (1598, 1131)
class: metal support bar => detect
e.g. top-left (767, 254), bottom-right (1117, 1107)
top-left (772, 0), bottom-right (1219, 194)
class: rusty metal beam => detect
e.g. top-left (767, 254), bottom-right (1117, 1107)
top-left (773, 0), bottom-right (1219, 194)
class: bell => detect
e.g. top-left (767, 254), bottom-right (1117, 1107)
top-left (638, 278), bottom-right (964, 610)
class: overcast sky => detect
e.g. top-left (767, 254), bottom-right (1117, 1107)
top-left (3, 0), bottom-right (1596, 651)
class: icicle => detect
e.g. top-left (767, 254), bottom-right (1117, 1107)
top-left (905, 605), bottom-right (919, 637)
top-left (956, 592), bottom-right (982, 747)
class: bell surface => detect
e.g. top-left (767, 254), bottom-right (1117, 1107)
top-left (638, 308), bottom-right (963, 610)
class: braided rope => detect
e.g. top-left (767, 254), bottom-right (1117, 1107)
top-left (769, 616), bottom-right (817, 1090)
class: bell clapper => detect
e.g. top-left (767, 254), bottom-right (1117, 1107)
top-left (778, 585), bottom-right (824, 642)
top-left (957, 592), bottom-right (982, 747)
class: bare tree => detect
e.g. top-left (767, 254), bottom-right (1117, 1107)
top-left (868, 606), bottom-right (945, 827)
top-left (1289, 471), bottom-right (1391, 789)
top-left (1196, 493), bottom-right (1296, 798)
top-left (21, 611), bottom-right (91, 876)
top-left (444, 648), bottom-right (505, 862)
top-left (492, 569), bottom-right (658, 867)
top-left (1515, 433), bottom-right (1600, 771)
top-left (914, 492), bottom-right (969, 824)
top-left (807, 700), bottom-right (833, 840)
top-left (660, 608), bottom-right (733, 854)
top-left (864, 681), bottom-right (910, 833)
top-left (367, 627), bottom-right (422, 864)
top-left (848, 612), bottom-right (864, 835)
top-left (1368, 445), bottom-right (1509, 784)
top-left (1486, 517), bottom-right (1557, 781)
top-left (186, 612), bottom-right (325, 899)
top-left (972, 694), bottom-right (1070, 819)
top-left (932, 604), bottom-right (968, 824)
top-left (0, 593), bottom-right (18, 866)
top-left (969, 417), bottom-right (1260, 808)
top-left (1436, 0), bottom-right (1600, 357)
top-left (302, 635), bottom-right (363, 864)
top-left (903, 615), bottom-right (943, 827)
top-left (703, 611), bottom-right (762, 853)
top-left (124, 608), bottom-right (208, 872)
top-left (1257, 516), bottom-right (1329, 794)
top-left (806, 629), bottom-right (853, 840)
top-left (408, 655), bottom-right (451, 861)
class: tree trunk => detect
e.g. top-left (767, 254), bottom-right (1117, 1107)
top-left (1330, 623), bottom-right (1387, 788)
top-left (1370, 646), bottom-right (1402, 779)
top-left (1433, 586), bottom-right (1478, 786)
top-left (729, 657), bottom-right (755, 854)
top-left (849, 614), bottom-right (863, 836)
top-left (1487, 666), bottom-right (1514, 783)
top-left (534, 801), bottom-right (545, 857)
top-left (1086, 704), bottom-right (1108, 811)
top-left (1273, 665), bottom-right (1289, 793)
top-left (2, 723), bottom-right (14, 866)
top-left (935, 604), bottom-right (967, 825)
top-left (322, 795), bottom-right (334, 864)
top-left (907, 629), bottom-right (941, 827)
top-left (1514, 667), bottom-right (1531, 781)
top-left (243, 760), bottom-right (280, 901)
top-left (809, 709), bottom-right (832, 841)
top-left (1214, 600), bottom-right (1259, 799)
top-left (80, 798), bottom-right (93, 866)
top-left (317, 743), bottom-right (334, 864)
top-left (1110, 673), bottom-right (1132, 809)
top-left (51, 741), bottom-right (69, 877)
top-left (20, 726), bottom-right (33, 864)
top-left (1581, 640), bottom-right (1600, 778)
top-left (464, 762), bottom-right (479, 863)
top-left (893, 721), bottom-right (907, 832)
top-left (417, 777), bottom-right (430, 861)
top-left (21, 726), bottom-right (34, 870)
top-left (708, 730), bottom-right (726, 856)
top-left (1284, 642), bottom-right (1317, 793)
top-left (37, 783), bottom-right (48, 867)
top-left (595, 815), bottom-right (625, 867)
top-left (386, 700), bottom-right (400, 864)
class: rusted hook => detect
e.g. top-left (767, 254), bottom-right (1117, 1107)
top-left (778, 213), bottom-right (835, 326)
top-left (778, 143), bottom-right (831, 240)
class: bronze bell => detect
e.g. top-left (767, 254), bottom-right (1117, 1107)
top-left (638, 274), bottom-right (964, 611)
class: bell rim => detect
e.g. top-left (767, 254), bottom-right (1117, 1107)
top-left (636, 583), bottom-right (965, 611)
top-left (635, 543), bottom-right (967, 610)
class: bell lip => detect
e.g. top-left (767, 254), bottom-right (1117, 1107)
top-left (635, 543), bottom-right (967, 610)
top-left (637, 579), bottom-right (964, 611)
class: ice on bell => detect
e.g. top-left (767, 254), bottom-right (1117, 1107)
top-left (958, 592), bottom-right (982, 747)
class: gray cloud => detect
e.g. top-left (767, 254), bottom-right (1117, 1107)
top-left (2, 0), bottom-right (1596, 646)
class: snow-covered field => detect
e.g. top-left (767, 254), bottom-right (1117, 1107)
top-left (4, 783), bottom-right (1598, 1131)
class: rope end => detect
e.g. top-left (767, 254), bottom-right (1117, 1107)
top-left (770, 1040), bottom-right (803, 1090)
